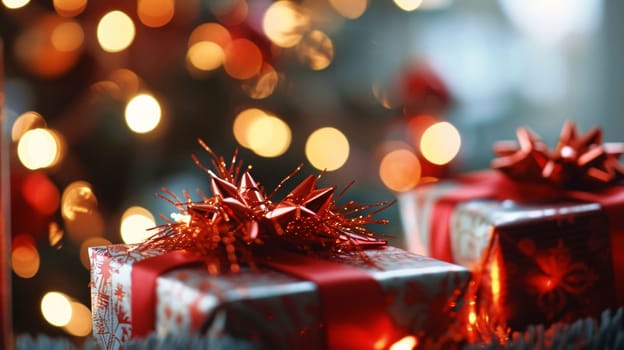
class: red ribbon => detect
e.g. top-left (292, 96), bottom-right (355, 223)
top-left (427, 170), bottom-right (624, 305)
top-left (130, 249), bottom-right (399, 349)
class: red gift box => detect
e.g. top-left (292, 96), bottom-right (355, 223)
top-left (399, 169), bottom-right (624, 331)
top-left (89, 244), bottom-right (470, 350)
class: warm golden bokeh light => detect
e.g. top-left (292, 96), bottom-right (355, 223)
top-left (296, 30), bottom-right (334, 71)
top-left (224, 38), bottom-right (263, 80)
top-left (61, 181), bottom-right (97, 221)
top-left (21, 172), bottom-right (60, 215)
top-left (233, 108), bottom-right (267, 148)
top-left (17, 128), bottom-right (61, 170)
top-left (120, 206), bottom-right (156, 244)
top-left (305, 127), bottom-right (350, 171)
top-left (97, 10), bottom-right (136, 53)
top-left (41, 292), bottom-right (72, 327)
top-left (187, 41), bottom-right (225, 72)
top-left (12, 234), bottom-right (40, 279)
top-left (188, 22), bottom-right (231, 48)
top-left (63, 302), bottom-right (93, 337)
top-left (394, 0), bottom-right (423, 11)
top-left (53, 0), bottom-right (87, 17)
top-left (11, 111), bottom-right (46, 142)
top-left (379, 149), bottom-right (421, 192)
top-left (80, 237), bottom-right (112, 269)
top-left (2, 0), bottom-right (29, 9)
top-left (241, 63), bottom-right (279, 99)
top-left (407, 114), bottom-right (438, 147)
top-left (125, 94), bottom-right (162, 134)
top-left (50, 20), bottom-right (84, 52)
top-left (389, 335), bottom-right (418, 350)
top-left (138, 0), bottom-right (175, 28)
top-left (420, 121), bottom-right (461, 165)
top-left (262, 1), bottom-right (309, 48)
top-left (49, 222), bottom-right (64, 247)
top-left (247, 114), bottom-right (292, 158)
top-left (329, 0), bottom-right (367, 19)
top-left (61, 181), bottom-right (104, 242)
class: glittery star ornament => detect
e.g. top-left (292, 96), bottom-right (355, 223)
top-left (140, 139), bottom-right (390, 273)
top-left (492, 121), bottom-right (624, 189)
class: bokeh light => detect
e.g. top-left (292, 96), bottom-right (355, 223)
top-left (420, 121), bottom-right (461, 165)
top-left (329, 0), bottom-right (367, 19)
top-left (305, 127), bottom-right (350, 171)
top-left (50, 20), bottom-right (84, 52)
top-left (379, 149), bottom-right (421, 192)
top-left (41, 292), bottom-right (72, 327)
top-left (17, 128), bottom-right (62, 170)
top-left (2, 0), bottom-right (29, 9)
top-left (394, 0), bottom-right (423, 11)
top-left (61, 181), bottom-right (97, 221)
top-left (124, 94), bottom-right (162, 134)
top-left (224, 38), bottom-right (263, 80)
top-left (53, 0), bottom-right (87, 17)
top-left (247, 114), bottom-right (292, 158)
top-left (187, 41), bottom-right (225, 72)
top-left (11, 111), bottom-right (46, 142)
top-left (61, 181), bottom-right (103, 242)
top-left (21, 172), bottom-right (60, 215)
top-left (49, 222), bottom-right (64, 248)
top-left (80, 237), bottom-right (112, 269)
top-left (188, 22), bottom-right (231, 48)
top-left (138, 0), bottom-right (175, 28)
top-left (389, 335), bottom-right (419, 350)
top-left (12, 234), bottom-right (40, 279)
top-left (13, 15), bottom-right (82, 77)
top-left (296, 30), bottom-right (334, 71)
top-left (262, 1), bottom-right (309, 48)
top-left (233, 108), bottom-right (267, 148)
top-left (63, 302), bottom-right (92, 337)
top-left (241, 63), bottom-right (279, 99)
top-left (120, 206), bottom-right (156, 244)
top-left (97, 10), bottom-right (136, 53)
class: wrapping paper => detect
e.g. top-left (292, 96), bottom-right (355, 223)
top-left (398, 170), bottom-right (623, 330)
top-left (90, 244), bottom-right (470, 350)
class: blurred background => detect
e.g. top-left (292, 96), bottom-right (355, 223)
top-left (0, 0), bottom-right (621, 344)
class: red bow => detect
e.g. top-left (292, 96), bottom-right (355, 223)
top-left (141, 139), bottom-right (390, 273)
top-left (492, 121), bottom-right (624, 189)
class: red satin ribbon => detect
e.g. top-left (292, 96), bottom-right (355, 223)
top-left (427, 170), bottom-right (624, 306)
top-left (130, 249), bottom-right (399, 349)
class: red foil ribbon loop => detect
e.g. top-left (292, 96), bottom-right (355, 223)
top-left (130, 249), bottom-right (401, 350)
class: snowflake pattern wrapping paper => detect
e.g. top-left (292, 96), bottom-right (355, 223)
top-left (89, 244), bottom-right (470, 350)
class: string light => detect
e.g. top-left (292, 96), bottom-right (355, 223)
top-left (262, 1), bottom-right (309, 48)
top-left (63, 302), bottom-right (92, 337)
top-left (97, 10), bottom-right (136, 52)
top-left (329, 0), bottom-right (367, 19)
top-left (17, 128), bottom-right (62, 170)
top-left (124, 94), bottom-right (162, 134)
top-left (2, 0), bottom-right (29, 9)
top-left (420, 121), bottom-right (461, 165)
top-left (12, 234), bottom-right (40, 279)
top-left (224, 38), bottom-right (263, 80)
top-left (379, 149), bottom-right (421, 192)
top-left (296, 30), bottom-right (334, 71)
top-left (41, 292), bottom-right (72, 327)
top-left (137, 0), bottom-right (175, 28)
top-left (233, 108), bottom-right (267, 149)
top-left (247, 113), bottom-right (292, 158)
top-left (120, 206), bottom-right (156, 244)
top-left (53, 0), bottom-right (87, 17)
top-left (394, 0), bottom-right (423, 11)
top-left (305, 127), bottom-right (350, 171)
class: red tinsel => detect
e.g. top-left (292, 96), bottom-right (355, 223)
top-left (492, 121), bottom-right (624, 189)
top-left (139, 139), bottom-right (391, 273)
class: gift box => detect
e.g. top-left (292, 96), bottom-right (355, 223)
top-left (89, 244), bottom-right (470, 350)
top-left (398, 122), bottom-right (624, 331)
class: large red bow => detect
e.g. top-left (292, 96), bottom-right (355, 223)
top-left (140, 139), bottom-right (390, 273)
top-left (492, 121), bottom-right (624, 189)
